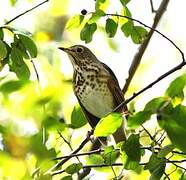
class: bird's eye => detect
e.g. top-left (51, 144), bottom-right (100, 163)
top-left (76, 47), bottom-right (83, 53)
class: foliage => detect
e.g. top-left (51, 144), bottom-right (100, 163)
top-left (0, 0), bottom-right (185, 180)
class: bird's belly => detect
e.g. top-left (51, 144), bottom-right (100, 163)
top-left (80, 87), bottom-right (114, 118)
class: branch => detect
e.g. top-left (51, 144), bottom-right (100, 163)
top-left (122, 0), bottom-right (170, 94)
top-left (4, 0), bottom-right (49, 25)
top-left (51, 162), bottom-right (148, 176)
top-left (112, 60), bottom-right (186, 113)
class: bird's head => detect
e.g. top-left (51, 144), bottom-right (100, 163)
top-left (58, 45), bottom-right (98, 69)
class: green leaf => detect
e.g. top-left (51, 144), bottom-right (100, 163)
top-left (10, 27), bottom-right (32, 36)
top-left (87, 154), bottom-right (104, 165)
top-left (14, 35), bottom-right (29, 59)
top-left (120, 0), bottom-right (131, 6)
top-left (121, 21), bottom-right (133, 37)
top-left (131, 26), bottom-right (148, 44)
top-left (71, 104), bottom-right (87, 128)
top-left (42, 116), bottom-right (66, 131)
top-left (149, 161), bottom-right (166, 180)
top-left (17, 34), bottom-right (37, 58)
top-left (121, 134), bottom-right (141, 162)
top-left (157, 144), bottom-right (174, 158)
top-left (10, 48), bottom-right (30, 80)
top-left (95, 0), bottom-right (109, 11)
top-left (94, 113), bottom-right (122, 137)
top-left (127, 111), bottom-right (152, 129)
top-left (65, 163), bottom-right (82, 175)
top-left (145, 153), bottom-right (166, 180)
top-left (0, 40), bottom-right (7, 60)
top-left (158, 104), bottom-right (186, 152)
top-left (144, 97), bottom-right (167, 113)
top-left (165, 74), bottom-right (186, 102)
top-left (103, 146), bottom-right (119, 165)
top-left (80, 23), bottom-right (97, 43)
top-left (179, 173), bottom-right (186, 180)
top-left (0, 80), bottom-right (26, 94)
top-left (145, 153), bottom-right (163, 172)
top-left (120, 6), bottom-right (132, 25)
top-left (29, 131), bottom-right (56, 160)
top-left (105, 18), bottom-right (118, 38)
top-left (66, 15), bottom-right (84, 30)
top-left (9, 0), bottom-right (17, 6)
top-left (61, 176), bottom-right (73, 180)
top-left (0, 28), bottom-right (4, 40)
top-left (88, 10), bottom-right (105, 24)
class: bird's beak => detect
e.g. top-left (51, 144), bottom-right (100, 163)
top-left (58, 47), bottom-right (74, 54)
top-left (58, 47), bottom-right (66, 51)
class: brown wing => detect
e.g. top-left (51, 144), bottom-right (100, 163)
top-left (101, 62), bottom-right (127, 112)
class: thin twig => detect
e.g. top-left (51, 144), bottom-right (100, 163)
top-left (167, 159), bottom-right (186, 164)
top-left (150, 0), bottom-right (156, 13)
top-left (51, 162), bottom-right (148, 176)
top-left (45, 130), bottom-right (93, 174)
top-left (164, 172), bottom-right (171, 180)
top-left (53, 148), bottom-right (103, 160)
top-left (4, 0), bottom-right (49, 25)
top-left (122, 0), bottom-right (169, 94)
top-left (58, 131), bottom-right (81, 164)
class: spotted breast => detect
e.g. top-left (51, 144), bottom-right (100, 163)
top-left (73, 67), bottom-right (115, 118)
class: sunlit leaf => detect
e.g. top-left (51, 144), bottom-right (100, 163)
top-left (95, 0), bottom-right (109, 11)
top-left (94, 113), bottom-right (122, 137)
top-left (17, 34), bottom-right (37, 58)
top-left (66, 15), bottom-right (84, 30)
top-left (80, 23), bottom-right (97, 43)
top-left (120, 6), bottom-right (132, 25)
top-left (71, 104), bottom-right (87, 129)
top-left (0, 40), bottom-right (7, 60)
top-left (89, 10), bottom-right (105, 24)
top-left (10, 48), bottom-right (30, 80)
top-left (165, 73), bottom-right (186, 102)
top-left (105, 18), bottom-right (118, 38)
top-left (65, 163), bottom-right (82, 175)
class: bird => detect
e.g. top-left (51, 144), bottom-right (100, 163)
top-left (59, 45), bottom-right (127, 144)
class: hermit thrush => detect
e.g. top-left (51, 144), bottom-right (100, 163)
top-left (59, 45), bottom-right (127, 143)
